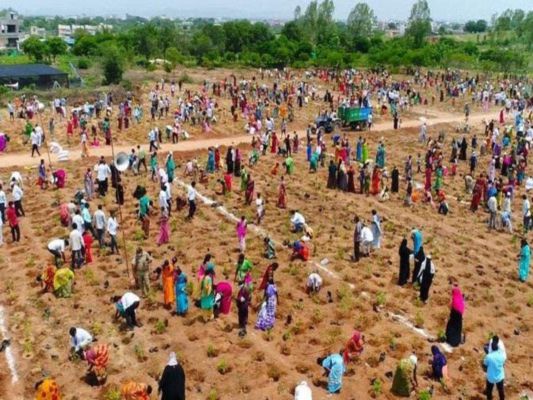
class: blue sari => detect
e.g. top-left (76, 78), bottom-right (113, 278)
top-left (175, 273), bottom-right (189, 315)
top-left (519, 244), bottom-right (530, 282)
top-left (322, 353), bottom-right (345, 393)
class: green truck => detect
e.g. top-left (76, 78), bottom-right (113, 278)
top-left (337, 106), bottom-right (373, 130)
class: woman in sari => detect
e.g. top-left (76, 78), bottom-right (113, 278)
top-left (157, 208), bottom-right (170, 245)
top-left (214, 281), bottom-right (233, 316)
top-left (370, 167), bottom-right (381, 195)
top-left (430, 345), bottom-right (447, 380)
top-left (200, 264), bottom-right (215, 321)
top-left (318, 353), bottom-right (345, 394)
top-left (240, 167), bottom-right (248, 192)
top-left (255, 279), bottom-right (278, 330)
top-left (343, 331), bottom-right (364, 363)
top-left (35, 377), bottom-right (61, 400)
top-left (206, 148), bottom-right (215, 173)
top-left (271, 132), bottom-right (278, 154)
top-left (518, 238), bottom-right (530, 282)
top-left (424, 166), bottom-right (432, 191)
top-left (277, 176), bottom-right (287, 208)
top-left (161, 260), bottom-right (175, 308)
top-left (236, 217), bottom-right (247, 253)
top-left (234, 253), bottom-right (253, 286)
top-left (83, 343), bottom-right (109, 385)
top-left (175, 268), bottom-right (189, 316)
top-left (445, 285), bottom-right (465, 347)
top-left (121, 381), bottom-right (152, 400)
top-left (54, 266), bottom-right (74, 298)
top-left (245, 174), bottom-right (255, 205)
top-left (165, 153), bottom-right (176, 183)
top-left (347, 165), bottom-right (355, 192)
top-left (40, 264), bottom-right (57, 292)
top-left (362, 140), bottom-right (368, 163)
top-left (83, 230), bottom-right (93, 263)
top-left (84, 168), bottom-right (94, 200)
top-left (433, 165), bottom-right (443, 192)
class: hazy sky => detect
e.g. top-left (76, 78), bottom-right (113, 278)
top-left (10, 0), bottom-right (533, 21)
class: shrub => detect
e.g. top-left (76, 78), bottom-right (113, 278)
top-left (371, 378), bottom-right (383, 396)
top-left (216, 359), bottom-right (230, 374)
top-left (419, 389), bottom-right (432, 400)
top-left (77, 58), bottom-right (90, 69)
top-left (391, 359), bottom-right (413, 397)
top-left (207, 344), bottom-right (219, 358)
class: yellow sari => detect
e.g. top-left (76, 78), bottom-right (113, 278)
top-left (35, 378), bottom-right (61, 400)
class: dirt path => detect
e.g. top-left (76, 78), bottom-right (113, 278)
top-left (0, 111), bottom-right (492, 170)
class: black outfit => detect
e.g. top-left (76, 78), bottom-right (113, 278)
top-left (486, 380), bottom-right (505, 400)
top-left (188, 200), bottom-right (196, 219)
top-left (459, 138), bottom-right (467, 161)
top-left (237, 286), bottom-right (251, 335)
top-left (116, 184), bottom-right (125, 205)
top-left (398, 240), bottom-right (412, 286)
top-left (98, 179), bottom-right (108, 197)
top-left (391, 168), bottom-right (399, 193)
top-left (14, 200), bottom-right (24, 216)
top-left (327, 163), bottom-right (337, 189)
top-left (226, 149), bottom-right (234, 174)
top-left (412, 246), bottom-right (425, 284)
top-left (158, 364), bottom-right (186, 400)
top-left (234, 157), bottom-right (241, 177)
top-left (124, 301), bottom-right (140, 328)
top-left (419, 258), bottom-right (434, 302)
top-left (445, 308), bottom-right (463, 347)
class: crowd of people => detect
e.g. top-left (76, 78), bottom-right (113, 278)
top-left (0, 67), bottom-right (532, 400)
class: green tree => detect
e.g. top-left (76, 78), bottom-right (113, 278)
top-left (21, 36), bottom-right (48, 62)
top-left (45, 37), bottom-right (67, 62)
top-left (406, 0), bottom-right (432, 48)
top-left (72, 34), bottom-right (99, 56)
top-left (102, 48), bottom-right (124, 85)
top-left (347, 3), bottom-right (376, 40)
top-left (165, 47), bottom-right (182, 67)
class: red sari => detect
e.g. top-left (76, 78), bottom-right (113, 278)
top-left (271, 133), bottom-right (278, 154)
top-left (370, 169), bottom-right (381, 195)
top-left (424, 167), bottom-right (432, 191)
top-left (83, 232), bottom-right (93, 263)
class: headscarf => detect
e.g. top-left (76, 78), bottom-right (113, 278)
top-left (431, 345), bottom-right (447, 374)
top-left (451, 286), bottom-right (465, 315)
top-left (167, 352), bottom-right (178, 366)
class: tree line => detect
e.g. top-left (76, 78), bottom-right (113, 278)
top-left (17, 1), bottom-right (532, 84)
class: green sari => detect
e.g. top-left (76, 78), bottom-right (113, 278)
top-left (200, 275), bottom-right (214, 310)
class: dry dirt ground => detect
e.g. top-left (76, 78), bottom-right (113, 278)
top-left (0, 70), bottom-right (532, 400)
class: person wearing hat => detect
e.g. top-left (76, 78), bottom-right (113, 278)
top-left (158, 352), bottom-right (186, 400)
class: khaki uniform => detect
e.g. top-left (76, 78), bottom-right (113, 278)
top-left (133, 251), bottom-right (152, 296)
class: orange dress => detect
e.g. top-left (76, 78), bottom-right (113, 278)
top-left (162, 265), bottom-right (175, 306)
top-left (42, 265), bottom-right (57, 292)
top-left (121, 382), bottom-right (150, 400)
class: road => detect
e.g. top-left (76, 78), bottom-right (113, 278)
top-left (0, 111), bottom-right (492, 169)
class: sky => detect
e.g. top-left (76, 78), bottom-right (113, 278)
top-left (9, 0), bottom-right (533, 22)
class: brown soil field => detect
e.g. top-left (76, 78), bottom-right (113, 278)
top-left (0, 69), bottom-right (531, 400)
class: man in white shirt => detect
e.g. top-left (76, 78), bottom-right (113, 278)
top-left (11, 181), bottom-right (24, 217)
top-left (291, 210), bottom-right (306, 232)
top-left (30, 129), bottom-right (41, 157)
top-left (72, 209), bottom-right (85, 235)
top-left (69, 327), bottom-right (93, 355)
top-left (158, 185), bottom-right (169, 212)
top-left (69, 223), bottom-right (84, 268)
top-left (47, 238), bottom-right (68, 265)
top-left (96, 158), bottom-right (111, 196)
top-left (148, 129), bottom-right (158, 152)
top-left (187, 181), bottom-right (197, 219)
top-left (107, 211), bottom-right (119, 254)
top-left (93, 205), bottom-right (106, 248)
top-left (164, 181), bottom-right (172, 214)
top-left (113, 292), bottom-right (141, 330)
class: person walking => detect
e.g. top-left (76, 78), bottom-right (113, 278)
top-left (417, 254), bottom-right (435, 303)
top-left (69, 223), bottom-right (84, 269)
top-left (94, 205), bottom-right (106, 248)
top-left (106, 211), bottom-right (119, 254)
top-left (352, 215), bottom-right (362, 262)
top-left (187, 182), bottom-right (197, 220)
top-left (6, 201), bottom-right (20, 242)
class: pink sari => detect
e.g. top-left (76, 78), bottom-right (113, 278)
top-left (215, 281), bottom-right (233, 315)
top-left (157, 212), bottom-right (170, 245)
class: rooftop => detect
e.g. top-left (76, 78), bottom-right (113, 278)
top-left (0, 64), bottom-right (67, 78)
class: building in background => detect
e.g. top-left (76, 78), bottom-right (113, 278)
top-left (57, 23), bottom-right (112, 40)
top-left (0, 12), bottom-right (22, 50)
top-left (29, 26), bottom-right (47, 37)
